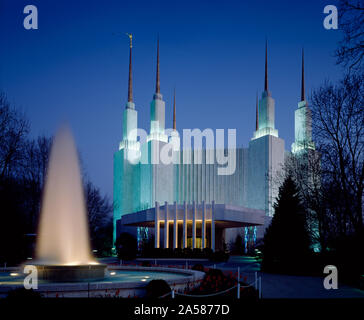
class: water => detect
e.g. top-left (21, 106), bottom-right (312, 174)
top-left (35, 126), bottom-right (95, 266)
top-left (0, 270), bottom-right (187, 285)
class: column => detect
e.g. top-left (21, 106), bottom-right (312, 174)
top-left (173, 201), bottom-right (178, 249)
top-left (192, 201), bottom-right (196, 249)
top-left (211, 200), bottom-right (215, 251)
top-left (183, 201), bottom-right (187, 248)
top-left (155, 201), bottom-right (160, 248)
top-left (202, 201), bottom-right (206, 249)
top-left (164, 201), bottom-right (169, 248)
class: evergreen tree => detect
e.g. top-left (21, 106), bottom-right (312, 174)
top-left (262, 175), bottom-right (311, 273)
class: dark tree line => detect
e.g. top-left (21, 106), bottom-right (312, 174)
top-left (265, 75), bottom-right (363, 281)
top-left (280, 74), bottom-right (363, 254)
top-left (85, 180), bottom-right (113, 256)
top-left (311, 74), bottom-right (363, 238)
top-left (264, 1), bottom-right (363, 282)
top-left (311, 1), bottom-right (364, 251)
top-left (0, 92), bottom-right (113, 264)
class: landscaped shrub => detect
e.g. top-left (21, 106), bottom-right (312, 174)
top-left (174, 248), bottom-right (183, 257)
top-left (229, 234), bottom-right (245, 255)
top-left (145, 279), bottom-right (171, 298)
top-left (141, 260), bottom-right (151, 267)
top-left (115, 232), bottom-right (137, 261)
top-left (140, 247), bottom-right (229, 261)
top-left (187, 268), bottom-right (258, 298)
top-left (182, 248), bottom-right (192, 257)
top-left (205, 268), bottom-right (224, 279)
top-left (209, 250), bottom-right (229, 262)
top-left (191, 264), bottom-right (205, 272)
top-left (164, 248), bottom-right (173, 258)
top-left (202, 248), bottom-right (213, 256)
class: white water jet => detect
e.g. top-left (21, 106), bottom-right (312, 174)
top-left (35, 125), bottom-right (96, 266)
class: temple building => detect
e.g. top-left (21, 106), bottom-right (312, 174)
top-left (113, 36), bottom-right (315, 251)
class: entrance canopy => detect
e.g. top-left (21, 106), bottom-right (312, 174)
top-left (118, 202), bottom-right (265, 251)
top-left (120, 202), bottom-right (265, 228)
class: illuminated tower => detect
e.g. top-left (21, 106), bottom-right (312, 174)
top-left (140, 37), bottom-right (174, 210)
top-left (248, 41), bottom-right (285, 225)
top-left (252, 40), bottom-right (278, 139)
top-left (169, 89), bottom-right (180, 152)
top-left (149, 37), bottom-right (167, 142)
top-left (169, 89), bottom-right (181, 203)
top-left (119, 34), bottom-right (139, 161)
top-left (113, 34), bottom-right (141, 243)
top-left (291, 49), bottom-right (315, 154)
top-left (291, 50), bottom-right (319, 250)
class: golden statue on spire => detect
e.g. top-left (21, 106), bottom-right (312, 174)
top-left (126, 33), bottom-right (133, 48)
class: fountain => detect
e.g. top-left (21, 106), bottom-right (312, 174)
top-left (0, 125), bottom-right (204, 297)
top-left (32, 125), bottom-right (106, 281)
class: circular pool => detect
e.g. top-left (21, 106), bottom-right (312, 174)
top-left (0, 266), bottom-right (205, 298)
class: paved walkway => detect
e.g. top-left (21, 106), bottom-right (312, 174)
top-left (259, 272), bottom-right (364, 299)
top-left (216, 256), bottom-right (364, 299)
top-left (102, 256), bottom-right (364, 298)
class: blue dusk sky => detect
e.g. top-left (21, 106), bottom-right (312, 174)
top-left (0, 0), bottom-right (344, 198)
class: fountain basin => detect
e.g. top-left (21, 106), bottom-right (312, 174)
top-left (35, 264), bottom-right (107, 282)
top-left (0, 266), bottom-right (204, 298)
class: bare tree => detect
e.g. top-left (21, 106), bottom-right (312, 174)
top-left (282, 150), bottom-right (329, 251)
top-left (335, 0), bottom-right (364, 72)
top-left (0, 92), bottom-right (113, 261)
top-left (22, 136), bottom-right (51, 187)
top-left (0, 92), bottom-right (29, 181)
top-left (310, 74), bottom-right (364, 236)
top-left (279, 74), bottom-right (363, 251)
top-left (21, 136), bottom-right (52, 231)
top-left (85, 180), bottom-right (113, 254)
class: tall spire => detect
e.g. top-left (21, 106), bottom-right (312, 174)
top-left (264, 39), bottom-right (268, 92)
top-left (301, 48), bottom-right (305, 101)
top-left (255, 92), bottom-right (259, 131)
top-left (155, 36), bottom-right (160, 94)
top-left (173, 89), bottom-right (176, 130)
top-left (127, 33), bottom-right (133, 103)
top-left (252, 39), bottom-right (278, 140)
